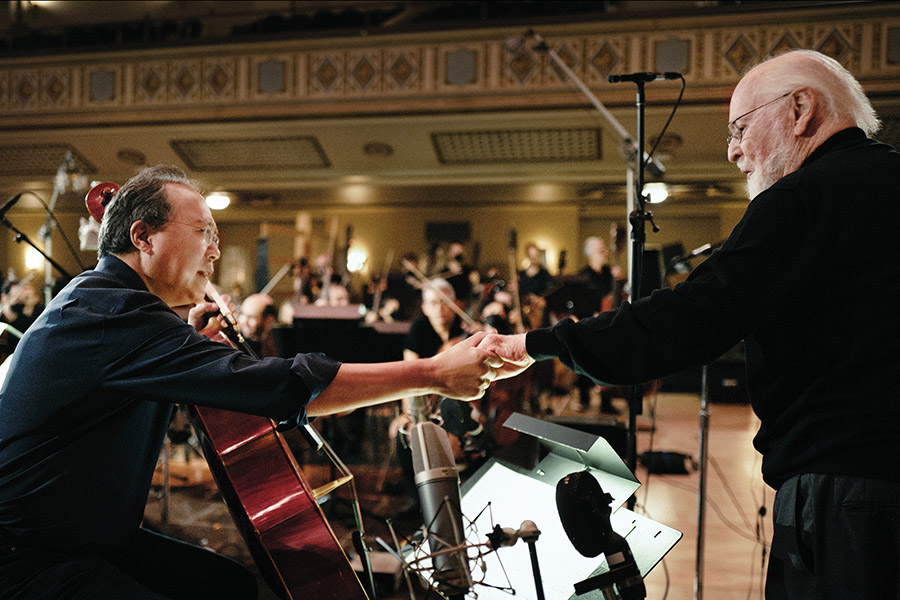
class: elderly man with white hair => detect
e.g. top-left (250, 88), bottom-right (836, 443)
top-left (479, 49), bottom-right (900, 598)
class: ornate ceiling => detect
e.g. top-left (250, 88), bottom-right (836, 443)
top-left (1, 1), bottom-right (899, 218)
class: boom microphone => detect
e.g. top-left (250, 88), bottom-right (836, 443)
top-left (556, 471), bottom-right (646, 599)
top-left (608, 72), bottom-right (681, 83)
top-left (409, 421), bottom-right (472, 599)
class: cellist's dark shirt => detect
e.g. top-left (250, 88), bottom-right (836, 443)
top-left (0, 255), bottom-right (339, 551)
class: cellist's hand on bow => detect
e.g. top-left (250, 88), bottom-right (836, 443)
top-left (186, 294), bottom-right (233, 337)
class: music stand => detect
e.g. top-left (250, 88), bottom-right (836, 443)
top-left (460, 414), bottom-right (681, 600)
top-left (542, 277), bottom-right (604, 320)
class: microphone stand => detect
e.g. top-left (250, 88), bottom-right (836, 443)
top-left (619, 78), bottom-right (659, 509)
top-left (665, 244), bottom-right (720, 600)
top-left (40, 152), bottom-right (87, 304)
top-left (0, 216), bottom-right (72, 282)
top-left (695, 364), bottom-right (709, 600)
top-left (526, 30), bottom-right (664, 505)
top-left (520, 526), bottom-right (546, 600)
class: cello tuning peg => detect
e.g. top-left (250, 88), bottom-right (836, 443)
top-left (84, 181), bottom-right (120, 222)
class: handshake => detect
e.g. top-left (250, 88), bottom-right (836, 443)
top-left (430, 332), bottom-right (535, 401)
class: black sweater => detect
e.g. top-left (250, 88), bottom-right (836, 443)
top-left (527, 128), bottom-right (900, 489)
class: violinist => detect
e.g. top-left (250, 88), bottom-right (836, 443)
top-left (0, 165), bottom-right (500, 600)
top-left (401, 278), bottom-right (470, 420)
top-left (389, 279), bottom-right (488, 510)
top-left (571, 236), bottom-right (625, 413)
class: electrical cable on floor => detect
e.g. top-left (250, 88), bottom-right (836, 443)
top-left (708, 456), bottom-right (754, 531)
top-left (633, 387), bottom-right (671, 600)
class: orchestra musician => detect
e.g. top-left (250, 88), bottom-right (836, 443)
top-left (575, 236), bottom-right (625, 413)
top-left (479, 50), bottom-right (900, 599)
top-left (236, 292), bottom-right (278, 358)
top-left (0, 165), bottom-right (501, 600)
top-left (0, 276), bottom-right (43, 356)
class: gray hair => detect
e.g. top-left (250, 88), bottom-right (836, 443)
top-left (423, 278), bottom-right (455, 302)
top-left (760, 50), bottom-right (880, 136)
top-left (97, 165), bottom-right (200, 258)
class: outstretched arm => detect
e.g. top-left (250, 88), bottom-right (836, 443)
top-left (308, 332), bottom-right (502, 416)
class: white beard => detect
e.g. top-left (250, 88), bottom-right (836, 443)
top-left (745, 120), bottom-right (794, 199)
top-left (746, 142), bottom-right (792, 199)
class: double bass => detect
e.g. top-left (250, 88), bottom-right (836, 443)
top-left (85, 183), bottom-right (372, 600)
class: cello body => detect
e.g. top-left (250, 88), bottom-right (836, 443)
top-left (188, 406), bottom-right (368, 600)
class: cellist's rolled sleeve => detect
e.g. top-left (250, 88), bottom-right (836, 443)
top-left (278, 352), bottom-right (342, 430)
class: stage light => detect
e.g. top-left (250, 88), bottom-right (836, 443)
top-left (205, 193), bottom-right (231, 210)
top-left (347, 244), bottom-right (368, 273)
top-left (25, 248), bottom-right (44, 270)
top-left (644, 182), bottom-right (668, 204)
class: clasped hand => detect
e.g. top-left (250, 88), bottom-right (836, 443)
top-left (427, 332), bottom-right (536, 401)
top-left (476, 332), bottom-right (535, 380)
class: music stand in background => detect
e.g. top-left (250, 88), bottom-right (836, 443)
top-left (460, 413), bottom-right (681, 600)
top-left (542, 277), bottom-right (604, 320)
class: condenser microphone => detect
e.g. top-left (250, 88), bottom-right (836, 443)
top-left (409, 421), bottom-right (472, 599)
top-left (0, 194), bottom-right (22, 219)
top-left (608, 72), bottom-right (681, 83)
top-left (556, 471), bottom-right (646, 600)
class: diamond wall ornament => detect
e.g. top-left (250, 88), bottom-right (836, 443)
top-left (770, 32), bottom-right (801, 56)
top-left (208, 64), bottom-right (230, 95)
top-left (389, 54), bottom-right (415, 88)
top-left (315, 58), bottom-right (339, 91)
top-left (725, 36), bottom-right (757, 74)
top-left (142, 69), bottom-right (163, 98)
top-left (14, 73), bottom-right (36, 107)
top-left (352, 56), bottom-right (377, 89)
top-left (508, 45), bottom-right (537, 84)
top-left (817, 30), bottom-right (851, 62)
top-left (550, 43), bottom-right (579, 83)
top-left (43, 73), bottom-right (66, 105)
top-left (591, 43), bottom-right (621, 78)
top-left (174, 66), bottom-right (196, 97)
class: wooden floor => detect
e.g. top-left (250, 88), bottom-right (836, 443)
top-left (629, 391), bottom-right (772, 600)
top-left (146, 390), bottom-right (774, 600)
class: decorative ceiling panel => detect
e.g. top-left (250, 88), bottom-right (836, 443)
top-left (170, 137), bottom-right (330, 171)
top-left (0, 144), bottom-right (96, 177)
top-left (432, 128), bottom-right (602, 164)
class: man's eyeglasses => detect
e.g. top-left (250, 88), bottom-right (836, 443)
top-left (726, 92), bottom-right (791, 146)
top-left (168, 220), bottom-right (219, 247)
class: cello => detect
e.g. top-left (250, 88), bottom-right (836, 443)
top-left (85, 183), bottom-right (372, 600)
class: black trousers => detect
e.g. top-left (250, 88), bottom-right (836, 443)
top-left (0, 527), bottom-right (257, 599)
top-left (767, 473), bottom-right (900, 599)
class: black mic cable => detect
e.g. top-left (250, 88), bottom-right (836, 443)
top-left (7, 190), bottom-right (87, 272)
top-left (0, 194), bottom-right (22, 219)
top-left (608, 71), bottom-right (686, 177)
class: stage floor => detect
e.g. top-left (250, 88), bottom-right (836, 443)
top-left (144, 391), bottom-right (771, 600)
